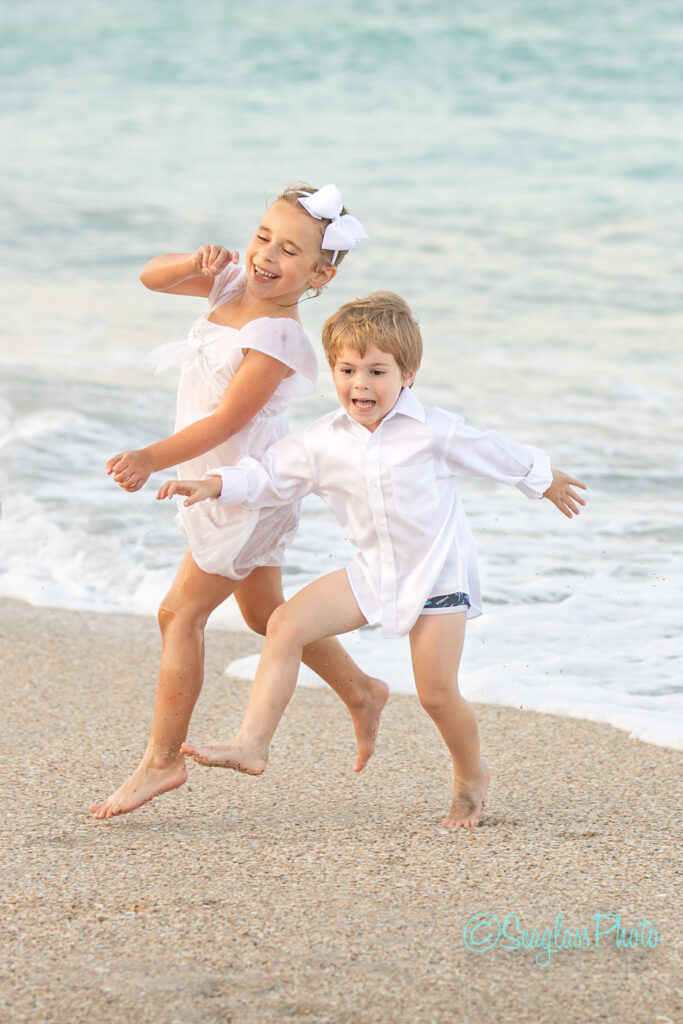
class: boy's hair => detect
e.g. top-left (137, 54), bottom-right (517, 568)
top-left (277, 181), bottom-right (350, 269)
top-left (322, 291), bottom-right (422, 378)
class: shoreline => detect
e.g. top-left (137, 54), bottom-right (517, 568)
top-left (2, 597), bottom-right (681, 1024)
top-left (4, 594), bottom-right (680, 752)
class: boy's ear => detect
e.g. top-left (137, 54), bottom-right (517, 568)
top-left (308, 263), bottom-right (337, 290)
top-left (403, 365), bottom-right (419, 387)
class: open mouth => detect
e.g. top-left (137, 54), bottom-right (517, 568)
top-left (352, 399), bottom-right (376, 410)
top-left (253, 263), bottom-right (278, 281)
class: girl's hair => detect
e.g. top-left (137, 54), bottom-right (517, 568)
top-left (276, 181), bottom-right (351, 269)
top-left (322, 291), bottom-right (423, 378)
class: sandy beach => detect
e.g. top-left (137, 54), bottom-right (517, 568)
top-left (1, 596), bottom-right (680, 1024)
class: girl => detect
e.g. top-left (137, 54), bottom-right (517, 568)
top-left (89, 184), bottom-right (388, 819)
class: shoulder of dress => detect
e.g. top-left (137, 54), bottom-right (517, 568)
top-left (238, 317), bottom-right (314, 361)
top-left (227, 318), bottom-right (316, 394)
top-left (240, 316), bottom-right (308, 337)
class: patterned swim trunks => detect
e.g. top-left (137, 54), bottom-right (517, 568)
top-left (422, 592), bottom-right (471, 612)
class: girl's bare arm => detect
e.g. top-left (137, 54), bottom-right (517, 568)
top-left (107, 349), bottom-right (290, 491)
top-left (139, 245), bottom-right (239, 297)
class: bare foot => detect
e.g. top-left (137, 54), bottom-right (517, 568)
top-left (442, 761), bottom-right (491, 828)
top-left (349, 677), bottom-right (389, 773)
top-left (89, 756), bottom-right (187, 820)
top-left (180, 738), bottom-right (267, 775)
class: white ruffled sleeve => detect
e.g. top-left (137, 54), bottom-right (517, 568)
top-left (236, 318), bottom-right (318, 397)
top-left (207, 264), bottom-right (247, 308)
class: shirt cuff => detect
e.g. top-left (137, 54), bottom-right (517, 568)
top-left (205, 467), bottom-right (250, 506)
top-left (516, 448), bottom-right (553, 499)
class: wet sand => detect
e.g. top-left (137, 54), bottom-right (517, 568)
top-left (1, 597), bottom-right (680, 1024)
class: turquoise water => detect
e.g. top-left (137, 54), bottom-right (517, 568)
top-left (1, 1), bottom-right (681, 747)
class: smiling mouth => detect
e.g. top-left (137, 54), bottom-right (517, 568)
top-left (253, 263), bottom-right (277, 281)
top-left (352, 399), bottom-right (376, 409)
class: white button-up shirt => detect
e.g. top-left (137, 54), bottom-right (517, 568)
top-left (215, 387), bottom-right (552, 638)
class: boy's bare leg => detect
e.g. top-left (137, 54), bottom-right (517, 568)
top-left (183, 569), bottom-right (368, 773)
top-left (409, 613), bottom-right (490, 828)
top-left (302, 636), bottom-right (388, 771)
top-left (233, 567), bottom-right (388, 771)
top-left (89, 551), bottom-right (239, 819)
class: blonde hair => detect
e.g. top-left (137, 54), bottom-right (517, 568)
top-left (322, 291), bottom-right (422, 378)
top-left (276, 181), bottom-right (351, 270)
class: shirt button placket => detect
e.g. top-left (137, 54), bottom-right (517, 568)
top-left (366, 433), bottom-right (397, 635)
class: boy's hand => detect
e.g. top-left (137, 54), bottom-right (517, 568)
top-left (156, 477), bottom-right (222, 506)
top-left (543, 469), bottom-right (587, 518)
top-left (107, 450), bottom-right (154, 491)
top-left (190, 245), bottom-right (239, 277)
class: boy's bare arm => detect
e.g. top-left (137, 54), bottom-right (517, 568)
top-left (156, 477), bottom-right (222, 507)
top-left (543, 469), bottom-right (587, 518)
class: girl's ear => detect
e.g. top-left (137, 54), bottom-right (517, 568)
top-left (307, 263), bottom-right (337, 290)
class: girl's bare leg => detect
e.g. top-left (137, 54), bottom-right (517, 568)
top-left (89, 551), bottom-right (239, 819)
top-left (409, 613), bottom-right (490, 828)
top-left (232, 567), bottom-right (388, 771)
top-left (183, 570), bottom-right (369, 774)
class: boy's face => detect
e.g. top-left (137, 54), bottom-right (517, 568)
top-left (332, 343), bottom-right (416, 432)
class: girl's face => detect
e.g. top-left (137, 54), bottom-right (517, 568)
top-left (245, 200), bottom-right (336, 308)
top-left (332, 343), bottom-right (416, 432)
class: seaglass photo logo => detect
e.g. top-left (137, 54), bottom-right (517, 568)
top-left (463, 912), bottom-right (660, 967)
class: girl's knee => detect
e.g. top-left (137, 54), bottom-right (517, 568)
top-left (157, 601), bottom-right (175, 634)
top-left (157, 598), bottom-right (208, 635)
top-left (235, 573), bottom-right (284, 636)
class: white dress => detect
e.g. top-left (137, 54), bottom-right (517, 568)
top-left (144, 263), bottom-right (318, 578)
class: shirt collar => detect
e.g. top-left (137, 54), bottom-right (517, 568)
top-left (330, 386), bottom-right (426, 432)
top-left (383, 386), bottom-right (426, 424)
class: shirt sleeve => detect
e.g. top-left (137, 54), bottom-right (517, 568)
top-left (441, 414), bottom-right (552, 498)
top-left (211, 431), bottom-right (315, 509)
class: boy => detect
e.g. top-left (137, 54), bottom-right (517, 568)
top-left (157, 291), bottom-right (586, 827)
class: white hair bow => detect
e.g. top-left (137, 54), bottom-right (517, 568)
top-left (297, 184), bottom-right (368, 265)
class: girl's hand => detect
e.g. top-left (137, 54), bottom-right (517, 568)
top-left (190, 245), bottom-right (239, 277)
top-left (107, 450), bottom-right (155, 492)
top-left (156, 477), bottom-right (222, 506)
top-left (543, 469), bottom-right (587, 518)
